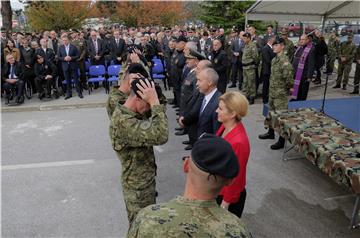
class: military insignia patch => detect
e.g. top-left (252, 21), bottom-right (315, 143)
top-left (140, 120), bottom-right (152, 130)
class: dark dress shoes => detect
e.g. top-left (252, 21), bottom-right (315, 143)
top-left (333, 84), bottom-right (341, 89)
top-left (182, 141), bottom-right (190, 145)
top-left (184, 145), bottom-right (193, 150)
top-left (78, 93), bottom-right (84, 99)
top-left (228, 84), bottom-right (237, 88)
top-left (64, 95), bottom-right (72, 100)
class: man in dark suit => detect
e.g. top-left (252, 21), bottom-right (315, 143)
top-left (110, 30), bottom-right (125, 65)
top-left (87, 30), bottom-right (106, 66)
top-left (58, 35), bottom-right (82, 99)
top-left (209, 39), bottom-right (228, 94)
top-left (179, 67), bottom-right (221, 150)
top-left (261, 35), bottom-right (276, 104)
top-left (2, 54), bottom-right (25, 105)
top-left (179, 60), bottom-right (212, 150)
top-left (229, 31), bottom-right (245, 89)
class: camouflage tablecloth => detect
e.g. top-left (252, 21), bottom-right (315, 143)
top-left (270, 108), bottom-right (360, 194)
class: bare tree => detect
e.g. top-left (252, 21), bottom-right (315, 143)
top-left (1, 0), bottom-right (12, 32)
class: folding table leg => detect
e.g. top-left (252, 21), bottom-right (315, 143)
top-left (350, 195), bottom-right (360, 229)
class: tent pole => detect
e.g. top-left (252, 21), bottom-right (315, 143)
top-left (321, 16), bottom-right (326, 33)
top-left (245, 14), bottom-right (248, 28)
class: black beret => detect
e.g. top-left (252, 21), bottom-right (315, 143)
top-left (131, 77), bottom-right (163, 100)
top-left (185, 49), bottom-right (206, 60)
top-left (242, 32), bottom-right (251, 38)
top-left (127, 63), bottom-right (149, 78)
top-left (191, 134), bottom-right (239, 179)
top-left (176, 35), bottom-right (188, 43)
top-left (273, 37), bottom-right (285, 45)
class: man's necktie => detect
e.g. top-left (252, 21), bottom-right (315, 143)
top-left (200, 98), bottom-right (207, 115)
top-left (10, 65), bottom-right (14, 79)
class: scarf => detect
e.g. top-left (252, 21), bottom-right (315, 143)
top-left (291, 42), bottom-right (312, 99)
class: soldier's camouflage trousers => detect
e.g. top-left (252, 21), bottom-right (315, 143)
top-left (336, 62), bottom-right (352, 86)
top-left (122, 181), bottom-right (156, 225)
top-left (243, 68), bottom-right (256, 98)
top-left (269, 96), bottom-right (288, 112)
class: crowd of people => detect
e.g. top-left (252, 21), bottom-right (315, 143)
top-left (1, 24), bottom-right (359, 105)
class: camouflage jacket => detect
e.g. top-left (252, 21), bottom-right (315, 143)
top-left (127, 196), bottom-right (253, 238)
top-left (284, 38), bottom-right (295, 62)
top-left (109, 104), bottom-right (168, 190)
top-left (339, 41), bottom-right (356, 63)
top-left (106, 86), bottom-right (128, 119)
top-left (242, 41), bottom-right (258, 69)
top-left (327, 36), bottom-right (340, 58)
top-left (269, 52), bottom-right (294, 99)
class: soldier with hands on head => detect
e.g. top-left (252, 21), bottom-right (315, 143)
top-left (128, 134), bottom-right (252, 238)
top-left (109, 76), bottom-right (169, 225)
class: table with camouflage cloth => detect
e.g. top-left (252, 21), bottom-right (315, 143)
top-left (269, 108), bottom-right (360, 228)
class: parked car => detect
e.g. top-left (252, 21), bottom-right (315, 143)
top-left (281, 22), bottom-right (316, 37)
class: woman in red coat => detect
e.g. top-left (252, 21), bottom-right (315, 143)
top-left (215, 91), bottom-right (250, 218)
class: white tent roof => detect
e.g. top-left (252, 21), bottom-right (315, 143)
top-left (246, 0), bottom-right (360, 23)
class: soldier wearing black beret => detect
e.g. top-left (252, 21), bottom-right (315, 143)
top-left (127, 134), bottom-right (252, 238)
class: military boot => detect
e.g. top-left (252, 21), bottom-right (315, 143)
top-left (342, 85), bottom-right (347, 90)
top-left (333, 84), bottom-right (341, 89)
top-left (259, 128), bottom-right (275, 140)
top-left (270, 136), bottom-right (285, 150)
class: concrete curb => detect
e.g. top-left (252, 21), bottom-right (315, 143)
top-left (2, 102), bottom-right (106, 113)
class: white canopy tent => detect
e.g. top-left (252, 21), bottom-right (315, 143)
top-left (246, 0), bottom-right (360, 28)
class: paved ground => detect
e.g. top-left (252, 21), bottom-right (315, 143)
top-left (2, 73), bottom-right (360, 237)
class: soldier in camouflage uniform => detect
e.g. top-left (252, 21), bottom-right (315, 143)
top-left (281, 29), bottom-right (295, 62)
top-left (325, 30), bottom-right (340, 74)
top-left (128, 134), bottom-right (252, 238)
top-left (109, 77), bottom-right (169, 225)
top-left (333, 34), bottom-right (356, 90)
top-left (259, 37), bottom-right (294, 150)
top-left (241, 32), bottom-right (258, 104)
top-left (350, 44), bottom-right (360, 94)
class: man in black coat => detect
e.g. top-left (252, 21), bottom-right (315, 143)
top-left (209, 39), bottom-right (228, 94)
top-left (34, 54), bottom-right (56, 99)
top-left (229, 31), bottom-right (245, 89)
top-left (2, 54), bottom-right (25, 105)
top-left (170, 35), bottom-right (187, 107)
top-left (110, 30), bottom-right (126, 65)
top-left (312, 30), bottom-right (328, 84)
top-left (261, 35), bottom-right (276, 104)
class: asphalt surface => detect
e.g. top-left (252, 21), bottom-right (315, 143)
top-left (2, 74), bottom-right (360, 237)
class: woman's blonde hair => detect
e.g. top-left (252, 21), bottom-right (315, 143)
top-left (219, 91), bottom-right (249, 121)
